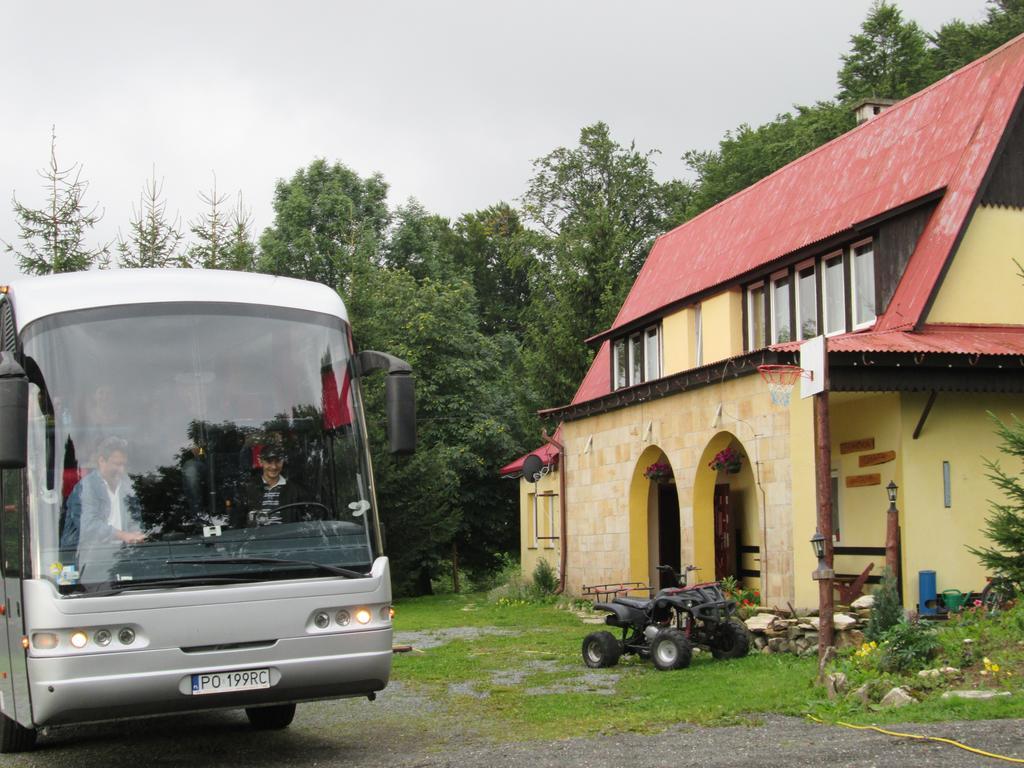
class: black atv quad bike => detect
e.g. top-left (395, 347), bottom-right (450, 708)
top-left (582, 565), bottom-right (751, 671)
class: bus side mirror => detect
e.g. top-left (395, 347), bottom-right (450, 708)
top-left (0, 353), bottom-right (28, 469)
top-left (356, 351), bottom-right (417, 455)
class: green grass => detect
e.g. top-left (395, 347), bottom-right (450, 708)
top-left (391, 593), bottom-right (817, 741)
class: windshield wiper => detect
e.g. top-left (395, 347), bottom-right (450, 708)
top-left (165, 557), bottom-right (368, 579)
top-left (78, 576), bottom-right (262, 597)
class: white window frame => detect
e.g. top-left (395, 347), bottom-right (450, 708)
top-left (693, 305), bottom-right (703, 367)
top-left (770, 269), bottom-right (792, 344)
top-left (747, 281), bottom-right (766, 351)
top-left (628, 332), bottom-right (643, 386)
top-left (795, 258), bottom-right (818, 341)
top-left (612, 338), bottom-right (627, 390)
top-left (822, 250), bottom-right (846, 337)
top-left (644, 325), bottom-right (662, 381)
top-left (850, 237), bottom-right (876, 330)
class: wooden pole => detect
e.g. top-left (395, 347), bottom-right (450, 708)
top-left (814, 369), bottom-right (834, 661)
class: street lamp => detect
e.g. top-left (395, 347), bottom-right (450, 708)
top-left (885, 481), bottom-right (900, 580)
top-left (810, 531), bottom-right (833, 581)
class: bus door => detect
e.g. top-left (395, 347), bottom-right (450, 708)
top-left (0, 470), bottom-right (30, 727)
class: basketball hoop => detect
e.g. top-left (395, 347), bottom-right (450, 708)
top-left (758, 364), bottom-right (813, 407)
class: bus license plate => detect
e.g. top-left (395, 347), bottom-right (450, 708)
top-left (191, 668), bottom-right (271, 695)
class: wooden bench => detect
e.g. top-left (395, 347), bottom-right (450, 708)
top-left (834, 562), bottom-right (875, 605)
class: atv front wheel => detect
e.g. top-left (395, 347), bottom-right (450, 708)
top-left (711, 619), bottom-right (751, 660)
top-left (582, 631), bottom-right (622, 668)
top-left (651, 628), bottom-right (692, 670)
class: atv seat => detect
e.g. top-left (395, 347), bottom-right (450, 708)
top-left (612, 596), bottom-right (650, 609)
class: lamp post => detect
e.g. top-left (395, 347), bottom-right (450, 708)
top-left (885, 481), bottom-right (900, 582)
top-left (810, 531), bottom-right (834, 658)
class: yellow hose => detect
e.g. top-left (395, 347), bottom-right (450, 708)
top-left (806, 714), bottom-right (1024, 764)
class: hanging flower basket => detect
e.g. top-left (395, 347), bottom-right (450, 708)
top-left (709, 447), bottom-right (744, 474)
top-left (643, 462), bottom-right (674, 482)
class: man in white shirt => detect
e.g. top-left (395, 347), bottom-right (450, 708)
top-left (75, 437), bottom-right (145, 575)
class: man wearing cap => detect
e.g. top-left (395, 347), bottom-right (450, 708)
top-left (235, 445), bottom-right (310, 527)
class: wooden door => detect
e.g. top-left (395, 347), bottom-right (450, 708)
top-left (713, 483), bottom-right (735, 581)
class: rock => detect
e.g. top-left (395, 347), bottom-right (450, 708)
top-left (918, 668), bottom-right (942, 678)
top-left (786, 626), bottom-right (802, 640)
top-left (940, 666), bottom-right (962, 677)
top-left (767, 637), bottom-right (786, 652)
top-left (745, 614), bottom-right (777, 632)
top-left (798, 623), bottom-right (816, 631)
top-left (852, 684), bottom-right (872, 705)
top-left (836, 629), bottom-right (864, 649)
top-left (752, 635), bottom-right (767, 650)
top-left (826, 672), bottom-right (848, 700)
top-left (851, 594), bottom-right (875, 609)
top-left (880, 687), bottom-right (915, 708)
top-left (833, 613), bottom-right (858, 631)
top-left (941, 690), bottom-right (1012, 700)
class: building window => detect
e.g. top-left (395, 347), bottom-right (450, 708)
top-left (612, 338), bottom-right (627, 389)
top-left (747, 282), bottom-right (766, 350)
top-left (823, 252), bottom-right (845, 335)
top-left (851, 239), bottom-right (876, 328)
top-left (771, 271), bottom-right (791, 343)
top-left (693, 305), bottom-right (703, 367)
top-left (612, 323), bottom-right (662, 390)
top-left (796, 260), bottom-right (818, 339)
top-left (645, 325), bottom-right (661, 381)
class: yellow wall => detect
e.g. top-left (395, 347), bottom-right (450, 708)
top-left (518, 467), bottom-right (560, 580)
top-left (662, 307), bottom-right (695, 375)
top-left (928, 205), bottom-right (1024, 324)
top-left (702, 289), bottom-right (743, 365)
top-left (900, 393), bottom-right (1024, 608)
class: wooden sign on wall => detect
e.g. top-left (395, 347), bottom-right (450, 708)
top-left (846, 473), bottom-right (881, 488)
top-left (859, 451), bottom-right (896, 467)
top-left (840, 438), bottom-right (875, 454)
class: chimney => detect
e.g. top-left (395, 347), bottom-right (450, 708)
top-left (852, 97), bottom-right (898, 125)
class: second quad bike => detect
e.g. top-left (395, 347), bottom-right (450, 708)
top-left (582, 565), bottom-right (751, 671)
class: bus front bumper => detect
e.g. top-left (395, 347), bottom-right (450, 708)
top-left (27, 628), bottom-right (392, 727)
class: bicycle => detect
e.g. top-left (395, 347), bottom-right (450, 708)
top-left (980, 576), bottom-right (1019, 612)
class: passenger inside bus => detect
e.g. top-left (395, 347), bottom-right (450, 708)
top-left (65, 437), bottom-right (145, 572)
top-left (233, 444), bottom-right (311, 527)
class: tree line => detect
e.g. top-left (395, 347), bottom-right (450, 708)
top-left (5, 1), bottom-right (1023, 595)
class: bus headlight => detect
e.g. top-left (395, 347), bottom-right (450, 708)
top-left (118, 627), bottom-right (136, 645)
top-left (314, 611), bottom-right (330, 629)
top-left (355, 608), bottom-right (372, 625)
top-left (69, 630), bottom-right (89, 649)
top-left (379, 605), bottom-right (391, 621)
top-left (335, 610), bottom-right (351, 626)
top-left (94, 629), bottom-right (112, 646)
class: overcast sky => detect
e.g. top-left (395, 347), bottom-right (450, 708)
top-left (0, 1), bottom-right (992, 284)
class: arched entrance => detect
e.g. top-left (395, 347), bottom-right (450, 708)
top-left (694, 432), bottom-right (761, 590)
top-left (627, 445), bottom-right (679, 588)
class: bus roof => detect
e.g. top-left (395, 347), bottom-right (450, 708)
top-left (5, 269), bottom-right (349, 328)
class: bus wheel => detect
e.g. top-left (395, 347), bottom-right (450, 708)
top-left (0, 713), bottom-right (36, 752)
top-left (245, 703), bottom-right (296, 730)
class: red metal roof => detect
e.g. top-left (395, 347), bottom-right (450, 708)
top-left (500, 425), bottom-right (563, 477)
top-left (774, 324), bottom-right (1024, 356)
top-left (567, 34), bottom-right (1024, 409)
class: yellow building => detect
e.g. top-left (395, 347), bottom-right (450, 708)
top-left (506, 35), bottom-right (1024, 611)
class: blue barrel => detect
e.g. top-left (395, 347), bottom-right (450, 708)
top-left (919, 570), bottom-right (937, 615)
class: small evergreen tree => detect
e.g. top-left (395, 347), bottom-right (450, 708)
top-left (6, 127), bottom-right (109, 274)
top-left (117, 168), bottom-right (185, 268)
top-left (969, 414), bottom-right (1024, 585)
top-left (865, 569), bottom-right (903, 641)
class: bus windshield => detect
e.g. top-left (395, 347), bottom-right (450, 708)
top-left (20, 302), bottom-right (378, 595)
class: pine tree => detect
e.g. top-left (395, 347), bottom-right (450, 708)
top-left (116, 168), bottom-right (185, 268)
top-left (865, 568), bottom-right (903, 640)
top-left (5, 127), bottom-right (109, 274)
top-left (969, 414), bottom-right (1024, 585)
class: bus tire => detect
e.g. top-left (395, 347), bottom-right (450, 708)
top-left (0, 713), bottom-right (36, 753)
top-left (246, 703), bottom-right (296, 730)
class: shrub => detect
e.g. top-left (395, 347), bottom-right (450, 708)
top-left (532, 557), bottom-right (559, 595)
top-left (970, 413), bottom-right (1024, 586)
top-left (877, 619), bottom-right (940, 673)
top-left (865, 569), bottom-right (903, 641)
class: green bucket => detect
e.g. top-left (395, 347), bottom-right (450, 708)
top-left (942, 589), bottom-right (967, 612)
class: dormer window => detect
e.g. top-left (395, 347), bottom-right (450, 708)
top-left (612, 324), bottom-right (661, 390)
top-left (744, 237), bottom-right (875, 351)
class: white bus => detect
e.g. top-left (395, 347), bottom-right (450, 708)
top-left (0, 269), bottom-right (415, 751)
